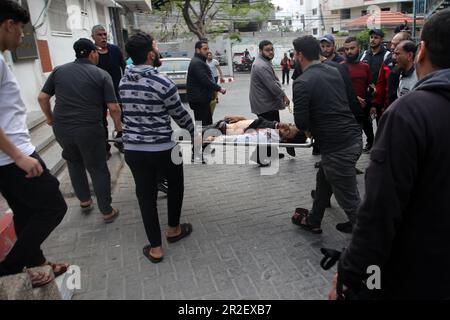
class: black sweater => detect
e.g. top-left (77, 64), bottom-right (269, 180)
top-left (293, 62), bottom-right (361, 154)
top-left (338, 68), bottom-right (450, 299)
top-left (186, 53), bottom-right (221, 105)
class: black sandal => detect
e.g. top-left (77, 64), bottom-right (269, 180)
top-left (142, 245), bottom-right (163, 264)
top-left (291, 208), bottom-right (323, 234)
top-left (166, 223), bottom-right (193, 243)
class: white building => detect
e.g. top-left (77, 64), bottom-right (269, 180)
top-left (330, 0), bottom-right (416, 31)
top-left (3, 0), bottom-right (130, 111)
top-left (273, 0), bottom-right (340, 37)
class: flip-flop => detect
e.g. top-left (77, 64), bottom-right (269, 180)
top-left (142, 245), bottom-right (163, 264)
top-left (26, 269), bottom-right (55, 288)
top-left (292, 208), bottom-right (323, 234)
top-left (166, 223), bottom-right (193, 243)
top-left (45, 262), bottom-right (70, 277)
top-left (103, 209), bottom-right (119, 224)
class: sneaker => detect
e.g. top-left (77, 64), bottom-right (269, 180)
top-left (311, 189), bottom-right (331, 208)
top-left (336, 221), bottom-right (353, 234)
top-left (157, 180), bottom-right (168, 194)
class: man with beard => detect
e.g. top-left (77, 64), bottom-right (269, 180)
top-left (249, 40), bottom-right (290, 165)
top-left (320, 34), bottom-right (345, 63)
top-left (291, 36), bottom-right (362, 235)
top-left (360, 29), bottom-right (390, 152)
top-left (343, 37), bottom-right (372, 123)
top-left (187, 40), bottom-right (226, 127)
top-left (91, 25), bottom-right (126, 157)
top-left (119, 33), bottom-right (199, 263)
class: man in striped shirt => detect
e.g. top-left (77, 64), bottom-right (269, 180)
top-left (119, 32), bottom-right (198, 263)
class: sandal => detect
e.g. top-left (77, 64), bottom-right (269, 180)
top-left (103, 209), bottom-right (119, 224)
top-left (26, 269), bottom-right (55, 288)
top-left (142, 245), bottom-right (163, 264)
top-left (166, 223), bottom-right (193, 243)
top-left (43, 261), bottom-right (70, 277)
top-left (291, 208), bottom-right (323, 234)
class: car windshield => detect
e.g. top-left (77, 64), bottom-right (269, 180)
top-left (159, 60), bottom-right (191, 72)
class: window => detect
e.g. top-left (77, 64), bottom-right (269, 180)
top-left (331, 10), bottom-right (339, 14)
top-left (96, 3), bottom-right (106, 26)
top-left (381, 8), bottom-right (391, 11)
top-left (401, 2), bottom-right (414, 13)
top-left (340, 9), bottom-right (351, 20)
top-left (361, 10), bottom-right (367, 16)
top-left (312, 8), bottom-right (317, 15)
top-left (48, 0), bottom-right (71, 33)
top-left (312, 28), bottom-right (318, 35)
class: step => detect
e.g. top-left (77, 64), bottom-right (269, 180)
top-left (29, 122), bottom-right (55, 153)
top-left (26, 111), bottom-right (46, 132)
top-left (38, 140), bottom-right (66, 176)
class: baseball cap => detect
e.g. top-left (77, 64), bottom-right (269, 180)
top-left (320, 34), bottom-right (335, 43)
top-left (73, 38), bottom-right (97, 56)
top-left (369, 28), bottom-right (385, 37)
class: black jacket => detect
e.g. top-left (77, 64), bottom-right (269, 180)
top-left (187, 53), bottom-right (221, 105)
top-left (338, 68), bottom-right (450, 299)
top-left (293, 63), bottom-right (361, 154)
top-left (323, 61), bottom-right (364, 124)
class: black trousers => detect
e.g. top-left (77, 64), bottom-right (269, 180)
top-left (282, 69), bottom-right (290, 84)
top-left (362, 105), bottom-right (374, 147)
top-left (125, 148), bottom-right (184, 248)
top-left (0, 153), bottom-right (67, 276)
top-left (254, 110), bottom-right (281, 164)
top-left (190, 101), bottom-right (213, 126)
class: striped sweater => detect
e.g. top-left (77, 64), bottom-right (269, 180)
top-left (119, 64), bottom-right (195, 151)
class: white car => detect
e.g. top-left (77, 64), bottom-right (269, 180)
top-left (158, 57), bottom-right (191, 100)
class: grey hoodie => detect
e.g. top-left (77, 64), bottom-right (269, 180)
top-left (249, 54), bottom-right (286, 115)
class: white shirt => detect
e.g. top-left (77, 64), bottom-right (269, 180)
top-left (0, 52), bottom-right (35, 166)
top-left (217, 128), bottom-right (280, 144)
top-left (207, 59), bottom-right (220, 78)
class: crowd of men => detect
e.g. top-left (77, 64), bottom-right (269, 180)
top-left (1, 0), bottom-right (450, 299)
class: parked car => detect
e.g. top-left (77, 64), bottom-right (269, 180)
top-left (232, 52), bottom-right (254, 72)
top-left (158, 57), bottom-right (191, 101)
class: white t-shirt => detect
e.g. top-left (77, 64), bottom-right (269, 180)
top-left (207, 59), bottom-right (220, 79)
top-left (216, 128), bottom-right (280, 145)
top-left (0, 52), bottom-right (35, 166)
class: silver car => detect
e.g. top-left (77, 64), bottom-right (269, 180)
top-left (158, 57), bottom-right (191, 100)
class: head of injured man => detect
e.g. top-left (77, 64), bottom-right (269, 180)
top-left (278, 123), bottom-right (302, 142)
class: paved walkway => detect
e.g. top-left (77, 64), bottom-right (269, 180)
top-left (41, 73), bottom-right (372, 300)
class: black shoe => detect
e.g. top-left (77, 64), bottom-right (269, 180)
top-left (279, 153), bottom-right (285, 159)
top-left (286, 147), bottom-right (295, 157)
top-left (311, 189), bottom-right (331, 208)
top-left (336, 221), bottom-right (353, 234)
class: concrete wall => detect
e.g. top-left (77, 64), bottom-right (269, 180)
top-left (10, 0), bottom-right (115, 111)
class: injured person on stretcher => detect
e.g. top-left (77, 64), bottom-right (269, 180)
top-left (201, 115), bottom-right (307, 157)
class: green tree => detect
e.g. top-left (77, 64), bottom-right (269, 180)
top-left (159, 0), bottom-right (274, 40)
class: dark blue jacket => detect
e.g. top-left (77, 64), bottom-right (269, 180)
top-left (98, 43), bottom-right (126, 98)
